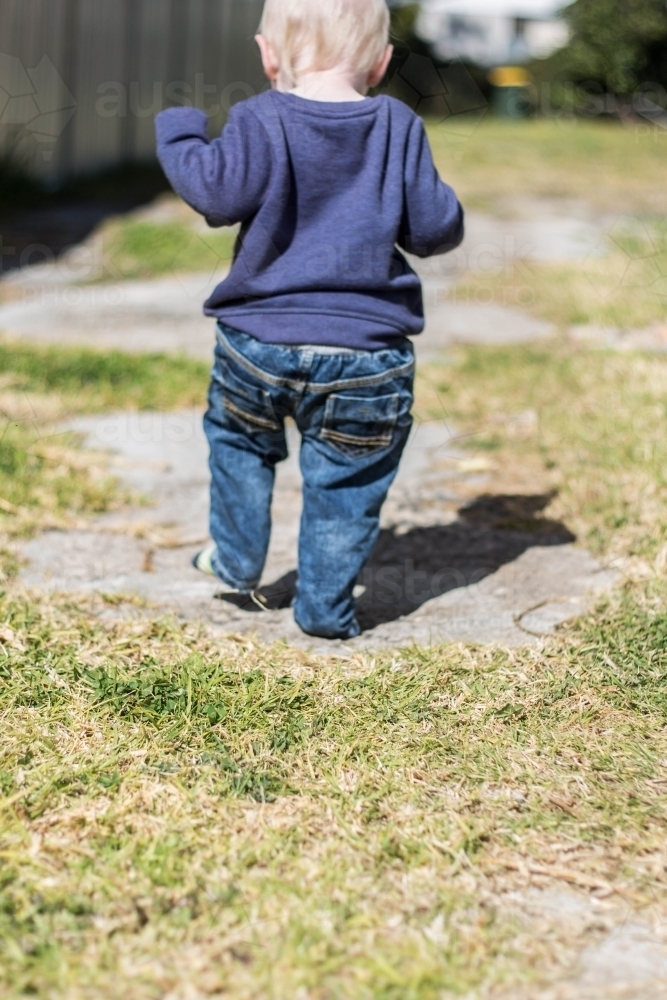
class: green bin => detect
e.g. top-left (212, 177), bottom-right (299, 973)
top-left (488, 67), bottom-right (532, 118)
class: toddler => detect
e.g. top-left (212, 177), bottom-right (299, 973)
top-left (156, 0), bottom-right (464, 640)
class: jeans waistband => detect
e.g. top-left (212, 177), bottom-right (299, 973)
top-left (291, 344), bottom-right (357, 355)
top-left (216, 325), bottom-right (415, 395)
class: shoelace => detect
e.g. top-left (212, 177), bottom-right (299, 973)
top-left (249, 591), bottom-right (268, 612)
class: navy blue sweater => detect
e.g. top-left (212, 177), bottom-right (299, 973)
top-left (156, 91), bottom-right (464, 349)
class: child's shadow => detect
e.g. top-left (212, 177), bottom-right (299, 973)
top-left (217, 491), bottom-right (575, 631)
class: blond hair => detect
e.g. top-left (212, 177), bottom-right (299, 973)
top-left (260, 0), bottom-right (390, 90)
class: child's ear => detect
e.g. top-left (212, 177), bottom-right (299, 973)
top-left (367, 45), bottom-right (394, 89)
top-left (255, 35), bottom-right (280, 86)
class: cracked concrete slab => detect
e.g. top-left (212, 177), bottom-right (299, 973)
top-left (19, 411), bottom-right (616, 652)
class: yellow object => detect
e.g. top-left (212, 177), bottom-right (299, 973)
top-left (488, 66), bottom-right (532, 88)
top-left (456, 457), bottom-right (495, 474)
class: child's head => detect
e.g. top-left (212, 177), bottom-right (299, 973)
top-left (257, 0), bottom-right (391, 91)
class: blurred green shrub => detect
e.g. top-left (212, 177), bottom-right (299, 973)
top-left (545, 0), bottom-right (667, 96)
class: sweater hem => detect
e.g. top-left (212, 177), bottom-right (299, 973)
top-left (206, 305), bottom-right (423, 335)
top-left (209, 310), bottom-right (422, 351)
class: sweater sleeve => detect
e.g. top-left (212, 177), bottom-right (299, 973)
top-left (155, 105), bottom-right (272, 228)
top-left (398, 116), bottom-right (464, 258)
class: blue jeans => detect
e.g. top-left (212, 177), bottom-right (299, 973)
top-left (204, 323), bottom-right (414, 640)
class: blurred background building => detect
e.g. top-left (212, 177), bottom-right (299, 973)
top-left (416, 0), bottom-right (570, 67)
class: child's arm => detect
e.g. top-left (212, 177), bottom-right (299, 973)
top-left (155, 106), bottom-right (271, 227)
top-left (398, 117), bottom-right (464, 258)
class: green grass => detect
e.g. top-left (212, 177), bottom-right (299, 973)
top-left (0, 586), bottom-right (666, 998)
top-left (0, 339), bottom-right (209, 410)
top-left (99, 219), bottom-right (237, 281)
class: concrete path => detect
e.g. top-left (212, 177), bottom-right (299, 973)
top-left (0, 199), bottom-right (609, 357)
top-left (571, 321), bottom-right (667, 353)
top-left (3, 197), bottom-right (620, 649)
top-left (20, 409), bottom-right (616, 652)
top-left (500, 887), bottom-right (667, 1000)
top-left (0, 268), bottom-right (554, 359)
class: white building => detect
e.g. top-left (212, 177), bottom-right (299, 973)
top-left (416, 0), bottom-right (571, 67)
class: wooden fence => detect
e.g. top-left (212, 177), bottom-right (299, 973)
top-left (0, 0), bottom-right (266, 180)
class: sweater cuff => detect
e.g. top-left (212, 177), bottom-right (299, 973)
top-left (155, 107), bottom-right (209, 143)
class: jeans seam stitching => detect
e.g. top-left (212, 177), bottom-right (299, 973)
top-left (223, 397), bottom-right (281, 432)
top-left (321, 429), bottom-right (393, 447)
top-left (217, 328), bottom-right (303, 389)
top-left (306, 363), bottom-right (414, 394)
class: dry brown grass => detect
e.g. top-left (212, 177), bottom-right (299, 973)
top-left (416, 342), bottom-right (667, 572)
top-left (1, 586), bottom-right (667, 998)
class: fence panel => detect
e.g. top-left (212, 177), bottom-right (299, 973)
top-left (0, 0), bottom-right (265, 181)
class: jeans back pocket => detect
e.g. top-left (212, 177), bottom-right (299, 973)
top-left (219, 363), bottom-right (281, 435)
top-left (320, 393), bottom-right (399, 457)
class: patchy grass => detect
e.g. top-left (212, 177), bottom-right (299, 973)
top-left (97, 219), bottom-right (237, 282)
top-left (0, 339), bottom-right (209, 412)
top-left (425, 118), bottom-right (667, 331)
top-left (0, 586), bottom-right (666, 998)
top-left (416, 342), bottom-right (667, 567)
top-left (428, 117), bottom-right (667, 216)
top-left (0, 339), bottom-right (667, 994)
top-left (0, 423), bottom-right (123, 545)
top-left (450, 216), bottom-right (667, 331)
top-left (0, 341), bottom-right (208, 541)
top-left (3, 121), bottom-right (667, 990)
